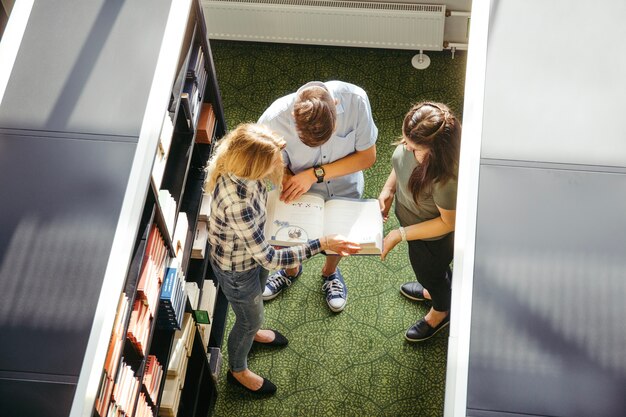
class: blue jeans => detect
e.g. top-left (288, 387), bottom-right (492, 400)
top-left (210, 259), bottom-right (268, 372)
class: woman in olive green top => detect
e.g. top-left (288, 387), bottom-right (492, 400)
top-left (379, 102), bottom-right (461, 342)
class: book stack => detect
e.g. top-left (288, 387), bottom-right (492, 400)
top-left (152, 110), bottom-right (175, 189)
top-left (160, 314), bottom-right (195, 417)
top-left (127, 300), bottom-right (151, 356)
top-left (198, 192), bottom-right (212, 222)
top-left (135, 392), bottom-right (154, 417)
top-left (96, 294), bottom-right (129, 416)
top-left (159, 375), bottom-right (182, 417)
top-left (110, 360), bottom-right (140, 417)
top-left (158, 189), bottom-right (177, 236)
top-left (137, 224), bottom-right (169, 318)
top-left (191, 221), bottom-right (208, 259)
top-left (158, 262), bottom-right (187, 330)
top-left (143, 355), bottom-right (164, 405)
top-left (195, 103), bottom-right (216, 144)
top-left (196, 280), bottom-right (217, 351)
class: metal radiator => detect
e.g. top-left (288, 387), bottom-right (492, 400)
top-left (201, 0), bottom-right (446, 50)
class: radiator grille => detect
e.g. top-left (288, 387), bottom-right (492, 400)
top-left (208, 0), bottom-right (445, 13)
top-left (202, 0), bottom-right (446, 50)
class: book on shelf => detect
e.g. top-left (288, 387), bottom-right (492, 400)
top-left (127, 300), bottom-right (151, 356)
top-left (198, 191), bottom-right (212, 221)
top-left (179, 92), bottom-right (193, 130)
top-left (137, 224), bottom-right (168, 318)
top-left (185, 281), bottom-right (200, 310)
top-left (142, 355), bottom-right (163, 405)
top-left (264, 190), bottom-right (384, 255)
top-left (103, 294), bottom-right (129, 377)
top-left (152, 110), bottom-right (175, 190)
top-left (186, 44), bottom-right (205, 77)
top-left (95, 372), bottom-right (115, 417)
top-left (172, 212), bottom-right (189, 259)
top-left (183, 78), bottom-right (200, 121)
top-left (207, 347), bottom-right (222, 384)
top-left (135, 392), bottom-right (154, 417)
top-left (193, 309), bottom-right (210, 324)
top-left (158, 189), bottom-right (177, 236)
top-left (160, 375), bottom-right (182, 417)
top-left (200, 279), bottom-right (217, 321)
top-left (197, 322), bottom-right (212, 353)
top-left (195, 102), bottom-right (215, 144)
top-left (166, 314), bottom-right (194, 379)
top-left (159, 261), bottom-right (187, 330)
top-left (191, 220), bottom-right (208, 259)
top-left (111, 360), bottom-right (140, 417)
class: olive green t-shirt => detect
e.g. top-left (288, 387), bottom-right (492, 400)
top-left (391, 144), bottom-right (457, 240)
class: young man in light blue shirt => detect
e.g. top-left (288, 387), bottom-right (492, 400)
top-left (258, 81), bottom-right (378, 312)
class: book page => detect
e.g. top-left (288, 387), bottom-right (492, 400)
top-left (323, 198), bottom-right (383, 254)
top-left (265, 190), bottom-right (326, 245)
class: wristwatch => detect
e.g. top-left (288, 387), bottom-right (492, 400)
top-left (313, 165), bottom-right (325, 183)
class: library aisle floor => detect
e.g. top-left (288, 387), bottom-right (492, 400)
top-left (210, 40), bottom-right (467, 417)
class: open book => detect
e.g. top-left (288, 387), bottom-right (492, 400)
top-left (265, 190), bottom-right (383, 255)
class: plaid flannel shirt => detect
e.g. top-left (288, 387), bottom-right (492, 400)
top-left (208, 173), bottom-right (322, 272)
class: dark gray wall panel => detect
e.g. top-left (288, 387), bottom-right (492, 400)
top-left (0, 378), bottom-right (75, 417)
top-left (468, 164), bottom-right (626, 417)
top-left (0, 133), bottom-right (135, 376)
top-left (0, 0), bottom-right (171, 137)
top-left (481, 0), bottom-right (626, 167)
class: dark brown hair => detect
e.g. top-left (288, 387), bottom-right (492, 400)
top-left (293, 86), bottom-right (336, 147)
top-left (403, 102), bottom-right (461, 203)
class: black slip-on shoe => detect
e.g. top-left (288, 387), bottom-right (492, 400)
top-left (400, 281), bottom-right (427, 301)
top-left (405, 315), bottom-right (450, 342)
top-left (253, 329), bottom-right (289, 347)
top-left (227, 371), bottom-right (277, 395)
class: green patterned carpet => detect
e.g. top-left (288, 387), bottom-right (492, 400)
top-left (210, 40), bottom-right (466, 417)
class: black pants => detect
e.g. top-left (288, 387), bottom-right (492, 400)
top-left (407, 232), bottom-right (454, 312)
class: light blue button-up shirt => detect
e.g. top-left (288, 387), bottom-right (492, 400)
top-left (258, 80), bottom-right (378, 200)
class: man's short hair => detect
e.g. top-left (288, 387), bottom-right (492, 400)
top-left (293, 82), bottom-right (336, 147)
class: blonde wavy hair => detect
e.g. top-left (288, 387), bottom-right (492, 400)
top-left (205, 123), bottom-right (285, 192)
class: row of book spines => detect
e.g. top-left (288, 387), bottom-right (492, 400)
top-left (107, 360), bottom-right (140, 417)
top-left (127, 299), bottom-right (152, 356)
top-left (135, 392), bottom-right (155, 417)
top-left (137, 225), bottom-right (168, 312)
top-left (96, 356), bottom-right (160, 417)
top-left (158, 266), bottom-right (187, 330)
top-left (184, 44), bottom-right (209, 122)
top-left (160, 314), bottom-right (195, 417)
top-left (103, 294), bottom-right (130, 377)
top-left (143, 355), bottom-right (164, 405)
top-left (166, 313), bottom-right (195, 378)
top-left (186, 42), bottom-right (206, 81)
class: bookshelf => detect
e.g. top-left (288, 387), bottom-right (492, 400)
top-left (0, 1), bottom-right (227, 416)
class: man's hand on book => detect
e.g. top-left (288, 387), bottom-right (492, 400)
top-left (381, 229), bottom-right (402, 261)
top-left (322, 234), bottom-right (362, 256)
top-left (378, 187), bottom-right (395, 222)
top-left (281, 169), bottom-right (317, 203)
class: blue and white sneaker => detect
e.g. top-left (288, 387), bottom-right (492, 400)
top-left (322, 268), bottom-right (348, 312)
top-left (262, 265), bottom-right (303, 301)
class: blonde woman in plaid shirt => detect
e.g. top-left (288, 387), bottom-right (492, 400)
top-left (205, 123), bottom-right (361, 395)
